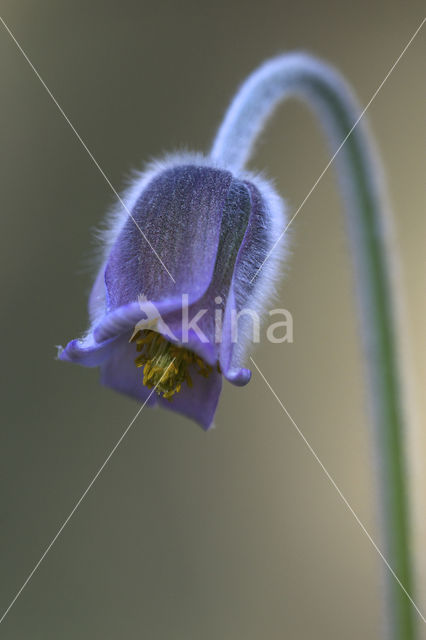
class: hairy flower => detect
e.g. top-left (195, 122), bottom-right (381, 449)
top-left (59, 153), bottom-right (287, 428)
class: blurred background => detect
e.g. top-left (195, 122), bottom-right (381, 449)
top-left (0, 1), bottom-right (425, 638)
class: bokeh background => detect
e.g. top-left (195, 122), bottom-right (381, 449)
top-left (0, 1), bottom-right (425, 638)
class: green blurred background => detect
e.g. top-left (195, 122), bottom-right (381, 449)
top-left (0, 1), bottom-right (425, 638)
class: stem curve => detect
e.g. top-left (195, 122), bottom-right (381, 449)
top-left (211, 52), bottom-right (417, 639)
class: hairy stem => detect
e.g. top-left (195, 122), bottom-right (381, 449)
top-left (211, 53), bottom-right (417, 638)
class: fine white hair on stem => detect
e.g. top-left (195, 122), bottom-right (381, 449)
top-left (210, 52), bottom-right (419, 639)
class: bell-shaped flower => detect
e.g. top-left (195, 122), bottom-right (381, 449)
top-left (59, 153), bottom-right (287, 428)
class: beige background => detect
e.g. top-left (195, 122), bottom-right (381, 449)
top-left (0, 1), bottom-right (425, 638)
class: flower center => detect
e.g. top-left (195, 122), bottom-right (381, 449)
top-left (131, 330), bottom-right (213, 399)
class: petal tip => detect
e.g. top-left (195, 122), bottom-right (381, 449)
top-left (224, 367), bottom-right (252, 386)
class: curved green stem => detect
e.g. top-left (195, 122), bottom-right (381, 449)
top-left (211, 53), bottom-right (417, 638)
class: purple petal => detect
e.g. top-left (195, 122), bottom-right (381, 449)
top-left (157, 368), bottom-right (222, 430)
top-left (58, 334), bottom-right (118, 367)
top-left (158, 178), bottom-right (254, 370)
top-left (104, 165), bottom-right (233, 311)
top-left (93, 298), bottom-right (182, 343)
top-left (100, 333), bottom-right (158, 407)
top-left (220, 177), bottom-right (285, 382)
top-left (218, 286), bottom-right (252, 385)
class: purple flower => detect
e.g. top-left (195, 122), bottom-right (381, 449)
top-left (59, 153), bottom-right (286, 429)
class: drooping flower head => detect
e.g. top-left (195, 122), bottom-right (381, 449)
top-left (59, 153), bottom-right (287, 428)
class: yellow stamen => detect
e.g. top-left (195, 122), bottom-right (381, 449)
top-left (130, 329), bottom-right (213, 399)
